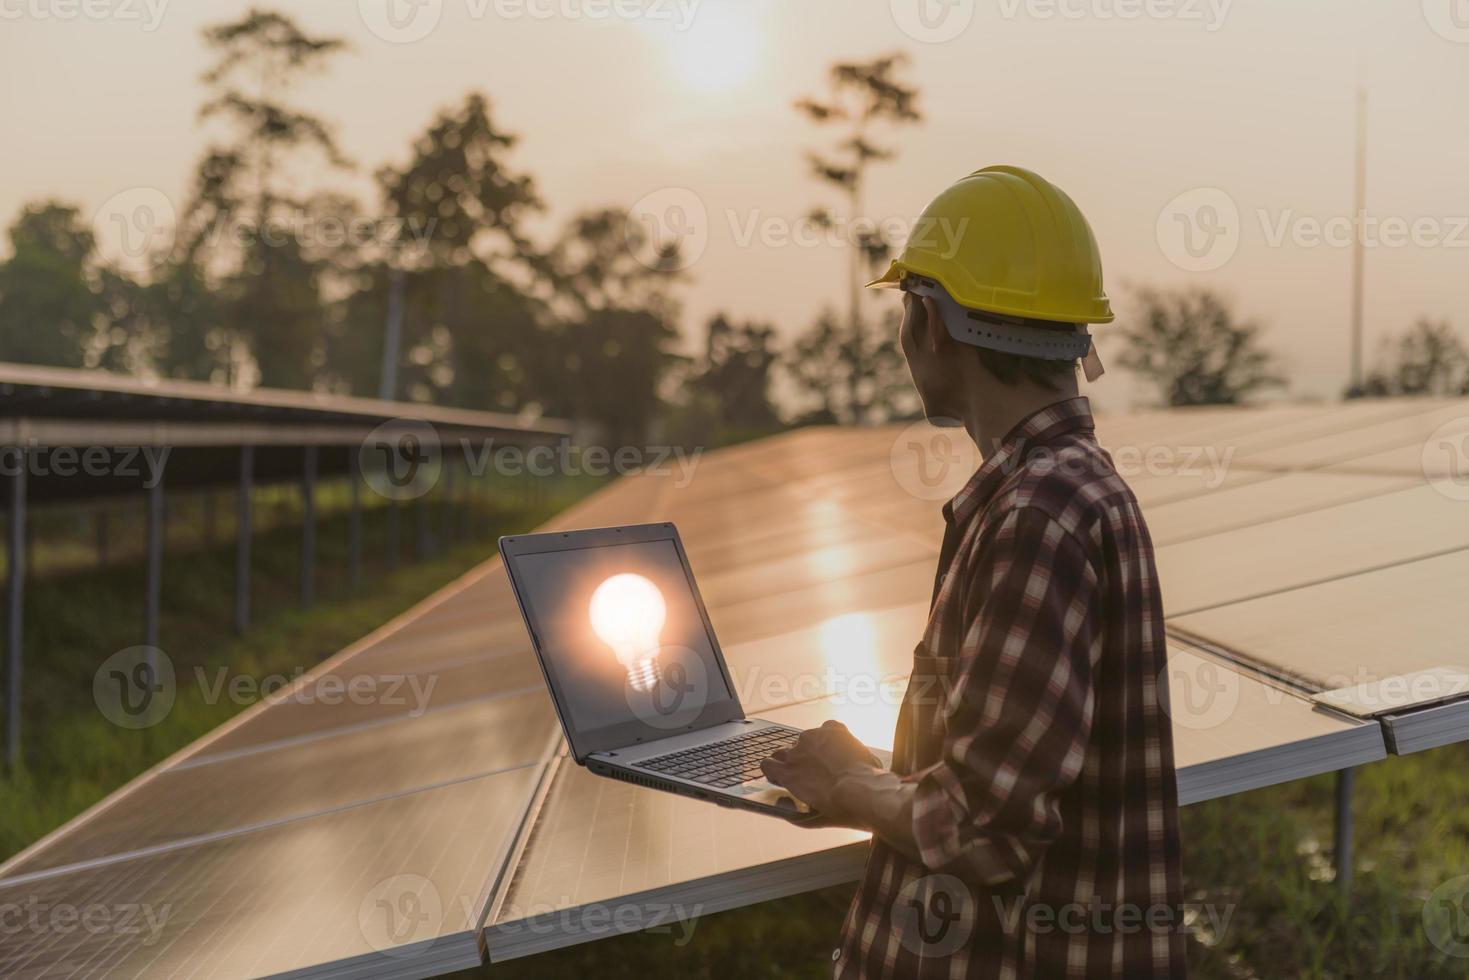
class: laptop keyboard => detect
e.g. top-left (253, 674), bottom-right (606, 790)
top-left (637, 727), bottom-right (800, 788)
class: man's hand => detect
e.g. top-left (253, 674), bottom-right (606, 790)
top-left (759, 721), bottom-right (883, 824)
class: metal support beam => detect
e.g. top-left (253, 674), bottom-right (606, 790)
top-left (1334, 767), bottom-right (1355, 895)
top-left (144, 473), bottom-right (164, 670)
top-left (387, 501), bottom-right (400, 570)
top-left (301, 445), bottom-right (317, 608)
top-left (95, 507), bottom-right (108, 569)
top-left (478, 471), bottom-right (490, 536)
top-left (348, 457), bottom-right (362, 591)
top-left (442, 463), bottom-right (456, 552)
top-left (235, 446), bottom-right (253, 634)
top-left (203, 490), bottom-right (216, 546)
top-left (6, 455), bottom-right (26, 771)
top-left (459, 458), bottom-right (472, 541)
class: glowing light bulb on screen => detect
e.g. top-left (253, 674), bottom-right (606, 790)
top-left (589, 573), bottom-right (666, 692)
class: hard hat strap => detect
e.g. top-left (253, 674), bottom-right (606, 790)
top-left (906, 276), bottom-right (1095, 364)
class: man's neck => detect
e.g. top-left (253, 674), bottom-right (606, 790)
top-left (960, 383), bottom-right (1080, 459)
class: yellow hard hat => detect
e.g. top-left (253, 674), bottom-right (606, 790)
top-left (867, 165), bottom-right (1113, 325)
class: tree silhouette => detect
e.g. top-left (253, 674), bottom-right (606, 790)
top-left (795, 53), bottom-right (921, 423)
top-left (785, 305), bottom-right (911, 425)
top-left (688, 314), bottom-right (783, 438)
top-left (184, 8), bottom-right (350, 389)
top-left (539, 208), bottom-right (685, 445)
top-left (1358, 318), bottom-right (1468, 397)
top-left (0, 203), bottom-right (105, 368)
top-left (331, 92), bottom-right (548, 407)
top-left (1117, 288), bottom-right (1284, 406)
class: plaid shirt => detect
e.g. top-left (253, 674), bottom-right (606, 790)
top-left (835, 397), bottom-right (1185, 979)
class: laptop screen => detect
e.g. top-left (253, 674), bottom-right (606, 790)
top-left (509, 537), bottom-right (736, 742)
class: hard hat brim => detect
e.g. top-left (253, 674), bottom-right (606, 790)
top-left (865, 258), bottom-right (1114, 325)
top-left (864, 261), bottom-right (904, 290)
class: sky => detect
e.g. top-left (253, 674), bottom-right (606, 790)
top-left (3, 0), bottom-right (1468, 409)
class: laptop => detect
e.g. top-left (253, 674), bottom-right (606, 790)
top-left (499, 522), bottom-right (885, 820)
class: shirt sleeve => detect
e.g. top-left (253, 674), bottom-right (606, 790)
top-left (910, 505), bottom-right (1101, 885)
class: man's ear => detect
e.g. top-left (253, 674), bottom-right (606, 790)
top-left (920, 296), bottom-right (948, 355)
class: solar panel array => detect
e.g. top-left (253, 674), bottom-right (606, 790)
top-left (3, 398), bottom-right (1466, 978)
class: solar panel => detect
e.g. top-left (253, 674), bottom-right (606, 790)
top-left (484, 640), bottom-right (1382, 964)
top-left (9, 398), bottom-right (1468, 978)
top-left (1156, 482), bottom-right (1469, 616)
top-left (0, 765), bottom-right (543, 980)
top-left (4, 689), bottom-right (555, 881)
top-left (1173, 546), bottom-right (1469, 690)
top-left (1143, 471), bottom-right (1416, 546)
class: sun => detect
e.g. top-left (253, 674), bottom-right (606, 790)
top-left (667, 12), bottom-right (760, 93)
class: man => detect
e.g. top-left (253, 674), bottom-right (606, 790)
top-left (761, 166), bottom-right (1185, 979)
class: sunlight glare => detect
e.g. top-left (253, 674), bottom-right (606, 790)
top-left (818, 613), bottom-right (898, 751)
top-left (669, 14), bottom-right (760, 93)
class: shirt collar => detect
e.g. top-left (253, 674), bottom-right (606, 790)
top-left (943, 396), bottom-right (1097, 529)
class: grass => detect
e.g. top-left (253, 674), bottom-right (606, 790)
top-left (453, 746), bottom-right (1469, 979)
top-left (0, 477), bottom-right (591, 862)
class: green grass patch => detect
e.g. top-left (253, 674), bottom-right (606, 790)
top-left (0, 479), bottom-right (593, 862)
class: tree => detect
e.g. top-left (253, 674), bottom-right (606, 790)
top-left (785, 304), bottom-right (913, 425)
top-left (670, 314), bottom-right (783, 445)
top-left (1117, 288), bottom-right (1283, 407)
top-left (377, 92), bottom-right (540, 273)
top-left (184, 8), bottom-right (350, 389)
top-left (795, 53), bottom-right (921, 423)
top-left (539, 208), bottom-right (685, 445)
top-left (694, 315), bottom-right (782, 431)
top-left (0, 202), bottom-right (105, 368)
top-left (326, 93), bottom-right (549, 408)
top-left (1358, 318), bottom-right (1468, 397)
top-left (143, 258), bottom-right (232, 383)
